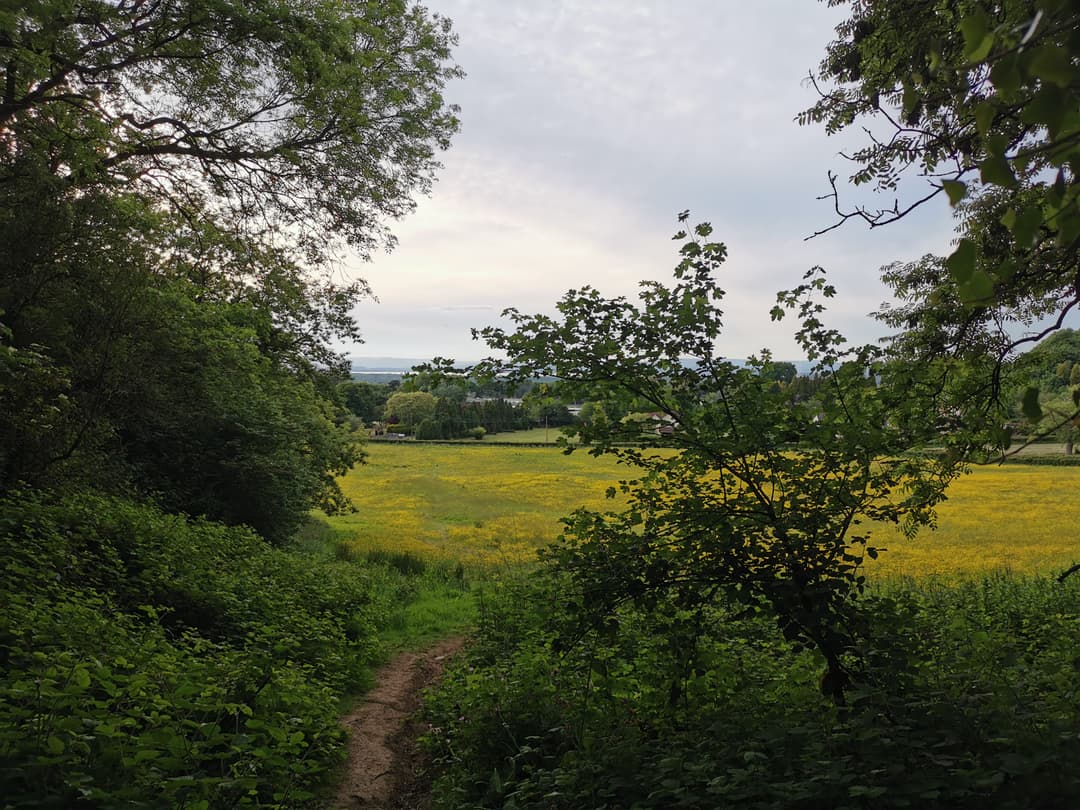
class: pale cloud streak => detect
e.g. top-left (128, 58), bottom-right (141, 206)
top-left (344, 1), bottom-right (958, 363)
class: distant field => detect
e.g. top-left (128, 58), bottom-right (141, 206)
top-left (442, 426), bottom-right (569, 444)
top-left (332, 444), bottom-right (628, 567)
top-left (329, 444), bottom-right (1080, 577)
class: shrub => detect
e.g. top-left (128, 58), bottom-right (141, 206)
top-left (425, 570), bottom-right (1080, 809)
top-left (415, 418), bottom-right (444, 440)
top-left (0, 490), bottom-right (395, 807)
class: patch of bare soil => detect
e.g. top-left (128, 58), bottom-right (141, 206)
top-left (331, 637), bottom-right (466, 810)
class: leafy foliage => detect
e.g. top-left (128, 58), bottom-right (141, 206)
top-left (1, 0), bottom-right (464, 537)
top-left (804, 0), bottom-right (1079, 374)
top-left (0, 490), bottom-right (399, 807)
top-left (339, 380), bottom-right (394, 423)
top-left (0, 0), bottom-right (462, 261)
top-left (427, 571), bottom-right (1080, 809)
top-left (0, 190), bottom-right (363, 541)
top-left (385, 390), bottom-right (439, 429)
top-left (475, 218), bottom-right (961, 697)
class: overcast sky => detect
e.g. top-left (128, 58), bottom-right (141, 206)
top-left (343, 0), bottom-right (959, 364)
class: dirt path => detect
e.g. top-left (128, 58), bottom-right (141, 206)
top-left (332, 636), bottom-right (466, 810)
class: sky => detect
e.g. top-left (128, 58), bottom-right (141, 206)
top-left (343, 0), bottom-right (960, 365)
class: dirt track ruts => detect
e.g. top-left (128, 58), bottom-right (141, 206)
top-left (332, 636), bottom-right (465, 809)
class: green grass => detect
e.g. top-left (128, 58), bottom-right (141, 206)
top-left (328, 443), bottom-right (1080, 579)
top-left (377, 576), bottom-right (478, 651)
top-left (329, 443), bottom-right (631, 567)
top-left (443, 426), bottom-right (571, 444)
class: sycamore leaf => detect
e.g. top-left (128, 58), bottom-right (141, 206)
top-left (946, 238), bottom-right (977, 284)
top-left (942, 180), bottom-right (967, 206)
top-left (959, 270), bottom-right (994, 303)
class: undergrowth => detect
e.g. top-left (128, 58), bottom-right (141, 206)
top-left (424, 570), bottom-right (1080, 809)
top-left (0, 490), bottom-right (414, 808)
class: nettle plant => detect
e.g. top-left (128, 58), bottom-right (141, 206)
top-left (476, 216), bottom-right (962, 702)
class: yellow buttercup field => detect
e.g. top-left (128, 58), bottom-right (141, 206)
top-left (331, 443), bottom-right (631, 567)
top-left (329, 443), bottom-right (1080, 577)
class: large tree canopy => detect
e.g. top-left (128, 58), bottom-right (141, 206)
top-left (803, 0), bottom-right (1078, 365)
top-left (0, 0), bottom-right (462, 259)
top-left (0, 0), bottom-right (462, 539)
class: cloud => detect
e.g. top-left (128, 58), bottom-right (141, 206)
top-left (345, 1), bottom-right (962, 362)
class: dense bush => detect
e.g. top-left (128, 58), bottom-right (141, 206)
top-left (1002, 454), bottom-right (1080, 466)
top-left (425, 571), bottom-right (1080, 809)
top-left (0, 490), bottom-right (396, 807)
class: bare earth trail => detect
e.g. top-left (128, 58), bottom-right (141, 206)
top-left (332, 637), bottom-right (466, 809)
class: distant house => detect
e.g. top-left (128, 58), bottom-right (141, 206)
top-left (642, 411), bottom-right (678, 436)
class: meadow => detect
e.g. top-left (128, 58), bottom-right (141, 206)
top-left (329, 443), bottom-right (1080, 578)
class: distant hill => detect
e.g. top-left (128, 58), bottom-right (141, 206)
top-left (349, 356), bottom-right (817, 377)
top-left (348, 356), bottom-right (438, 372)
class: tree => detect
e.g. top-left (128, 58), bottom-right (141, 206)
top-left (802, 1), bottom-right (1078, 364)
top-left (801, 1), bottom-right (1080, 458)
top-left (338, 381), bottom-right (393, 423)
top-left (0, 0), bottom-right (462, 261)
top-left (762, 359), bottom-right (798, 384)
top-left (384, 390), bottom-right (437, 428)
top-left (476, 217), bottom-right (959, 701)
top-left (1, 0), bottom-right (461, 539)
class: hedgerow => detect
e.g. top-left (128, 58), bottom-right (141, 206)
top-left (0, 490), bottom-right (396, 807)
top-left (425, 571), bottom-right (1080, 809)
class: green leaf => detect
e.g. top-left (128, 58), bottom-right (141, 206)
top-left (967, 33), bottom-right (995, 63)
top-left (1048, 169), bottom-right (1067, 206)
top-left (990, 53), bottom-right (1022, 98)
top-left (1010, 205), bottom-right (1044, 248)
top-left (45, 736), bottom-right (65, 755)
top-left (902, 82), bottom-right (920, 120)
top-left (994, 259), bottom-right (1018, 282)
top-left (959, 270), bottom-right (994, 303)
top-left (979, 154), bottom-right (1015, 187)
top-left (1028, 44), bottom-right (1073, 87)
top-left (973, 101), bottom-right (996, 136)
top-left (1020, 84), bottom-right (1066, 136)
top-left (946, 238), bottom-right (977, 284)
top-left (1022, 387), bottom-right (1043, 422)
top-left (958, 12), bottom-right (988, 58)
top-left (942, 180), bottom-right (967, 206)
top-left (1057, 206), bottom-right (1080, 248)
